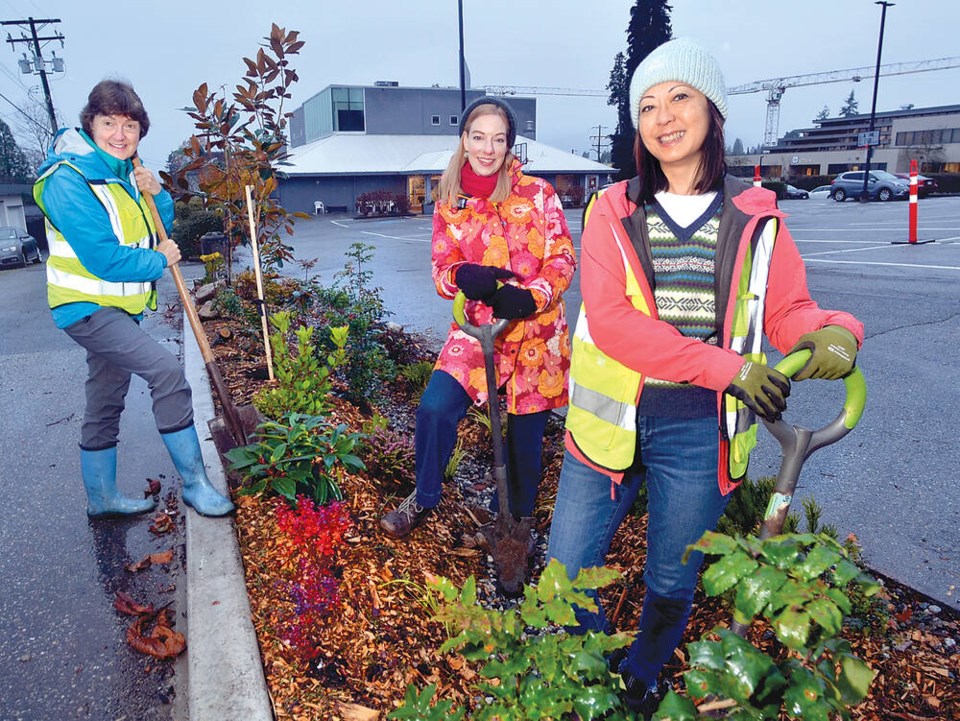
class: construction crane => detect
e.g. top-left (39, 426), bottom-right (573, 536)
top-left (729, 56), bottom-right (960, 146)
top-left (486, 56), bottom-right (960, 147)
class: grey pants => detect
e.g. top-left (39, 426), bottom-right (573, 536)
top-left (64, 307), bottom-right (194, 450)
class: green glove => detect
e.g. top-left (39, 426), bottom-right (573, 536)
top-left (726, 361), bottom-right (791, 423)
top-left (790, 325), bottom-right (858, 381)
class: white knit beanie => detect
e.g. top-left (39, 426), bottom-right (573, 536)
top-left (629, 38), bottom-right (728, 127)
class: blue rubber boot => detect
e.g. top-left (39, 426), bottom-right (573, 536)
top-left (81, 447), bottom-right (157, 517)
top-left (161, 426), bottom-right (234, 517)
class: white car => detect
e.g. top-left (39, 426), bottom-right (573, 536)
top-left (808, 185), bottom-right (833, 200)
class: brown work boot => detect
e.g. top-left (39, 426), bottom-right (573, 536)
top-left (380, 491), bottom-right (431, 538)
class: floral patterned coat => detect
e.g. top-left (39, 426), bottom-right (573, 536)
top-left (431, 159), bottom-right (577, 414)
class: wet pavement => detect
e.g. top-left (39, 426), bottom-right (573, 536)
top-left (0, 261), bottom-right (186, 720)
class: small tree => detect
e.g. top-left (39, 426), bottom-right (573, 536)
top-left (0, 118), bottom-right (33, 181)
top-left (815, 105), bottom-right (830, 121)
top-left (163, 23), bottom-right (307, 276)
top-left (607, 0), bottom-right (674, 181)
top-left (839, 91), bottom-right (859, 118)
top-left (731, 138), bottom-right (745, 155)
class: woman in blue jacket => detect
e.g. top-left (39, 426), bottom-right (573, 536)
top-left (33, 80), bottom-right (233, 517)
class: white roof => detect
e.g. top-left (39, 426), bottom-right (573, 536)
top-left (283, 133), bottom-right (611, 175)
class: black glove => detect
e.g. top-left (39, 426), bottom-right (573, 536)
top-left (488, 285), bottom-right (537, 320)
top-left (455, 263), bottom-right (514, 300)
top-left (726, 361), bottom-right (791, 423)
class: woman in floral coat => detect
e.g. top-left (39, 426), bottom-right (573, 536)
top-left (380, 97), bottom-right (576, 539)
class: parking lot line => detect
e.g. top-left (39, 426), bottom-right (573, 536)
top-left (805, 257), bottom-right (960, 270)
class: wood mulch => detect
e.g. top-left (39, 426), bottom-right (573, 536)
top-left (203, 313), bottom-right (959, 721)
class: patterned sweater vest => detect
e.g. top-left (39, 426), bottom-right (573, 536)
top-left (640, 193), bottom-right (723, 417)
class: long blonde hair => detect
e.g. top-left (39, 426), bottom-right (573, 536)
top-left (438, 103), bottom-right (515, 206)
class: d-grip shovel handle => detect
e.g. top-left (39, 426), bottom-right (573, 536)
top-left (765, 349), bottom-right (867, 442)
top-left (452, 290), bottom-right (510, 342)
top-left (756, 350), bottom-right (867, 542)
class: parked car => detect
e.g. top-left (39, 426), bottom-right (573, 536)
top-left (0, 226), bottom-right (42, 269)
top-left (830, 170), bottom-right (910, 202)
top-left (893, 173), bottom-right (939, 197)
top-left (808, 185), bottom-right (834, 200)
top-left (784, 184), bottom-right (809, 200)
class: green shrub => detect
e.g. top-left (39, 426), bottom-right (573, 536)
top-left (399, 360), bottom-right (435, 401)
top-left (225, 412), bottom-right (365, 505)
top-left (659, 531), bottom-right (880, 720)
top-left (171, 201), bottom-right (222, 258)
top-left (309, 243), bottom-right (396, 407)
top-left (389, 560), bottom-right (634, 721)
top-left (252, 310), bottom-right (347, 420)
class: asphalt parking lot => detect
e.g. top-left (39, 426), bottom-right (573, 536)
top-left (276, 195), bottom-right (960, 609)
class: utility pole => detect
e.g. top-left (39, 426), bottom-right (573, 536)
top-left (860, 1), bottom-right (894, 202)
top-left (589, 124), bottom-right (610, 163)
top-left (2, 17), bottom-right (65, 135)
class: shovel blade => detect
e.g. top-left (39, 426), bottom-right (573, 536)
top-left (477, 515), bottom-right (535, 597)
top-left (208, 405), bottom-right (264, 457)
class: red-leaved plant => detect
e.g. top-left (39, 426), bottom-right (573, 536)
top-left (274, 496), bottom-right (352, 660)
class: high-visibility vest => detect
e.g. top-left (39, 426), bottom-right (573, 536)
top-left (34, 160), bottom-right (159, 315)
top-left (566, 203), bottom-right (778, 481)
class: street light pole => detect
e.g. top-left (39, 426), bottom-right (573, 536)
top-left (860, 1), bottom-right (894, 202)
top-left (458, 0), bottom-right (466, 112)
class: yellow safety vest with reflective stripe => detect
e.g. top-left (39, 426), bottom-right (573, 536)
top-left (34, 160), bottom-right (159, 315)
top-left (567, 193), bottom-right (778, 480)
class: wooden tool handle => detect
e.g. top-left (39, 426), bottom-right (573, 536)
top-left (132, 158), bottom-right (215, 365)
top-left (132, 158), bottom-right (247, 445)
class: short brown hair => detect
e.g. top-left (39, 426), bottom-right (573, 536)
top-left (80, 80), bottom-right (150, 139)
top-left (633, 99), bottom-right (726, 203)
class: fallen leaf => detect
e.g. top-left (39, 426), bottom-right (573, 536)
top-left (114, 591), bottom-right (153, 617)
top-left (335, 701), bottom-right (379, 720)
top-left (150, 514), bottom-right (175, 535)
top-left (145, 477), bottom-right (162, 497)
top-left (126, 608), bottom-right (186, 659)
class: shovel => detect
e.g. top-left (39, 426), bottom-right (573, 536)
top-left (453, 291), bottom-right (534, 596)
top-left (730, 348), bottom-right (867, 637)
top-left (134, 158), bottom-right (260, 454)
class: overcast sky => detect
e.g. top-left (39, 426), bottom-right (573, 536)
top-left (1, 0), bottom-right (958, 170)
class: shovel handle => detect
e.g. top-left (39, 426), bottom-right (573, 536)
top-left (452, 290), bottom-right (510, 340)
top-left (133, 158), bottom-right (247, 445)
top-left (770, 349), bottom-right (867, 435)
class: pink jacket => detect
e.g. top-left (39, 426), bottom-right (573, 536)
top-left (431, 160), bottom-right (577, 414)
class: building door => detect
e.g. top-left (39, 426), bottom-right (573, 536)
top-left (408, 176), bottom-right (425, 213)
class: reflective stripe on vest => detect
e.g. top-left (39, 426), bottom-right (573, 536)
top-left (722, 218), bottom-right (778, 480)
top-left (35, 160), bottom-right (158, 315)
top-left (565, 213), bottom-right (652, 472)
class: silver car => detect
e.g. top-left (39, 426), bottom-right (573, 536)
top-left (0, 226), bottom-right (42, 268)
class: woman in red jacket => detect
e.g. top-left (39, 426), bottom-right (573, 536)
top-left (380, 97), bottom-right (576, 539)
top-left (545, 38), bottom-right (864, 714)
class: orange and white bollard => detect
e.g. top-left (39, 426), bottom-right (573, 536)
top-left (894, 159), bottom-right (934, 244)
top-left (753, 165), bottom-right (761, 188)
top-left (908, 159), bottom-right (918, 244)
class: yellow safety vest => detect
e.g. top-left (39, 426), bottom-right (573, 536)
top-left (566, 198), bottom-right (778, 481)
top-left (34, 160), bottom-right (159, 315)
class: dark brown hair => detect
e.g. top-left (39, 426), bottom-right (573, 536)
top-left (80, 80), bottom-right (150, 138)
top-left (634, 100), bottom-right (726, 203)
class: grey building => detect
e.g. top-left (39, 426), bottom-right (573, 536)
top-left (279, 83), bottom-right (611, 215)
top-left (728, 103), bottom-right (960, 179)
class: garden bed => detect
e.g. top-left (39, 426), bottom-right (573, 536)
top-left (202, 310), bottom-right (959, 721)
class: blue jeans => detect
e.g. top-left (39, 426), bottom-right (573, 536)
top-left (546, 414), bottom-right (729, 688)
top-left (415, 370), bottom-right (550, 516)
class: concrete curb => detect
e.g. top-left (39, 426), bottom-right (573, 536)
top-left (183, 308), bottom-right (273, 721)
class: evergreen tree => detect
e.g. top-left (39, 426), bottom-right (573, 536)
top-left (839, 91), bottom-right (859, 117)
top-left (815, 105), bottom-right (830, 121)
top-left (607, 0), bottom-right (673, 180)
top-left (732, 137), bottom-right (745, 155)
top-left (0, 119), bottom-right (32, 181)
